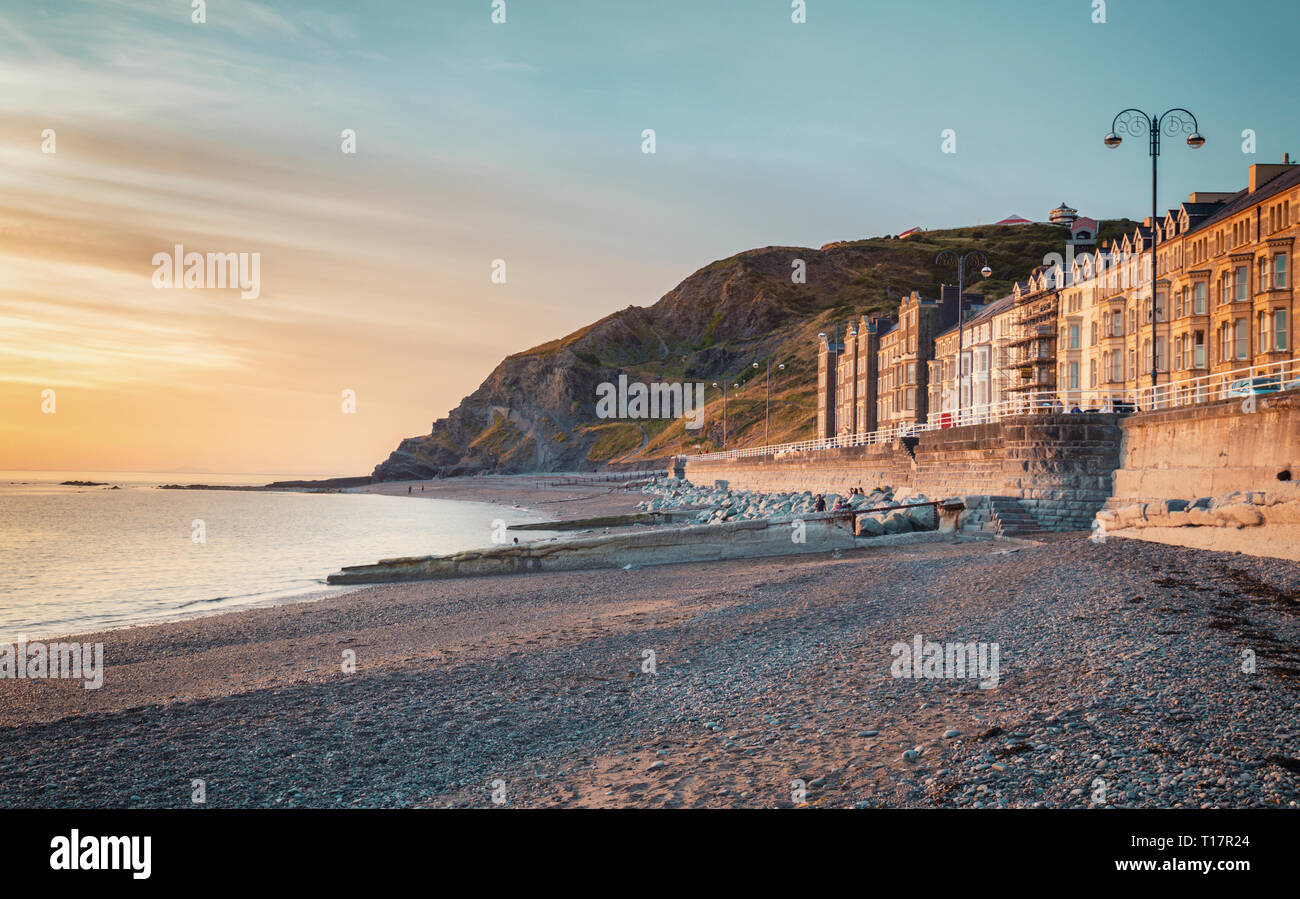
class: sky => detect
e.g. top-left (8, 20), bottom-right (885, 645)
top-left (2, 0), bottom-right (1297, 476)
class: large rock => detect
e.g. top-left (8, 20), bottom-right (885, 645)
top-left (907, 505), bottom-right (936, 531)
top-left (883, 512), bottom-right (913, 534)
top-left (1214, 503), bottom-right (1264, 528)
top-left (856, 515), bottom-right (885, 537)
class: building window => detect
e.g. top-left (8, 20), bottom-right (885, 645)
top-left (1220, 273), bottom-right (1231, 305)
top-left (1276, 253), bottom-right (1289, 289)
top-left (1234, 317), bottom-right (1248, 360)
top-left (904, 388), bottom-right (915, 411)
top-left (1193, 282), bottom-right (1206, 315)
top-left (1175, 335), bottom-right (1184, 370)
top-left (1259, 311), bottom-right (1270, 352)
top-left (1235, 265), bottom-right (1249, 302)
top-left (1090, 359), bottom-right (1097, 388)
top-left (1090, 322), bottom-right (1098, 345)
top-left (1193, 330), bottom-right (1206, 369)
top-left (1069, 324), bottom-right (1080, 349)
top-left (1221, 323), bottom-right (1232, 363)
top-left (1275, 309), bottom-right (1289, 352)
top-left (1068, 361), bottom-right (1080, 390)
top-left (1259, 257), bottom-right (1269, 291)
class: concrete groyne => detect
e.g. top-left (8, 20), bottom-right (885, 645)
top-left (329, 513), bottom-right (868, 584)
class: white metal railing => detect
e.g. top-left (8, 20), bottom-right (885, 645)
top-left (1133, 355), bottom-right (1300, 411)
top-left (679, 355), bottom-right (1300, 463)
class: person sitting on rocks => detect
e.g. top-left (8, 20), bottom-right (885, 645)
top-left (814, 494), bottom-right (826, 512)
top-left (831, 497), bottom-right (846, 511)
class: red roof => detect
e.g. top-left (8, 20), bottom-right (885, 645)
top-left (994, 214), bottom-right (1032, 225)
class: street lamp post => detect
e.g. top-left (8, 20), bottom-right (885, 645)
top-left (751, 360), bottom-right (785, 446)
top-left (711, 381), bottom-right (728, 448)
top-left (936, 251), bottom-right (992, 421)
top-left (1104, 108), bottom-right (1205, 393)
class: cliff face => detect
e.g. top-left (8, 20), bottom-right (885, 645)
top-left (372, 223), bottom-right (1126, 480)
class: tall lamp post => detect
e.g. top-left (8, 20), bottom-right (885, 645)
top-left (1104, 108), bottom-right (1205, 392)
top-left (751, 360), bottom-right (785, 446)
top-left (936, 251), bottom-right (992, 420)
top-left (711, 381), bottom-right (728, 448)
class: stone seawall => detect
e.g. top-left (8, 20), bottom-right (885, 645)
top-left (684, 414), bottom-right (1123, 530)
top-left (1112, 391), bottom-right (1300, 502)
top-left (1096, 391), bottom-right (1300, 561)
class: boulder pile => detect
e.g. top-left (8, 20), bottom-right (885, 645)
top-left (1094, 483), bottom-right (1300, 534)
top-left (635, 477), bottom-right (939, 534)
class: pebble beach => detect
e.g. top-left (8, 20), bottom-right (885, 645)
top-left (1, 508), bottom-right (1297, 808)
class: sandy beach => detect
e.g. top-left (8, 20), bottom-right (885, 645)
top-left (2, 524), bottom-right (1297, 809)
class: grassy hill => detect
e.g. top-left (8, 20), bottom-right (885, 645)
top-left (373, 221), bottom-right (1139, 478)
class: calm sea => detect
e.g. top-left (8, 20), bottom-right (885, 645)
top-left (0, 471), bottom-right (555, 640)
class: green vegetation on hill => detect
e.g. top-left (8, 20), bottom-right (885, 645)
top-left (372, 220), bottom-right (1140, 479)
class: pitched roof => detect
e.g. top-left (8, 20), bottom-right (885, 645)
top-left (1185, 164), bottom-right (1300, 236)
top-left (933, 294), bottom-right (1016, 340)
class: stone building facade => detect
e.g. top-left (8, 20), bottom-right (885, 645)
top-left (932, 159), bottom-right (1300, 416)
top-left (928, 294), bottom-right (1016, 421)
top-left (816, 162), bottom-right (1299, 440)
top-left (817, 288), bottom-right (974, 437)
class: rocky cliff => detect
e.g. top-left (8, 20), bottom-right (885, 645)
top-left (372, 223), bottom-right (1132, 480)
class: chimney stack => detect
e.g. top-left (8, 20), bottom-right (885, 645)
top-left (1249, 159), bottom-right (1294, 193)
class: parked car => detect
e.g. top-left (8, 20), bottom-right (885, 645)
top-left (1225, 376), bottom-right (1283, 397)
